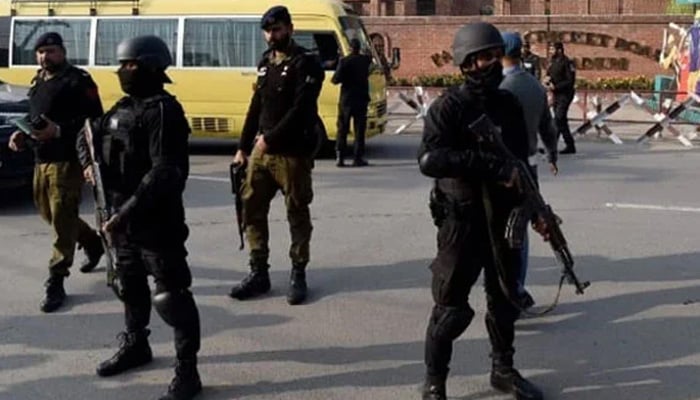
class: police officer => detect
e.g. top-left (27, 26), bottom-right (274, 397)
top-left (418, 22), bottom-right (547, 400)
top-left (230, 6), bottom-right (324, 306)
top-left (521, 41), bottom-right (541, 80)
top-left (546, 41), bottom-right (577, 154)
top-left (7, 32), bottom-right (104, 313)
top-left (332, 38), bottom-right (371, 167)
top-left (80, 36), bottom-right (202, 400)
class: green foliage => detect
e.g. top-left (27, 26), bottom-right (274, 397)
top-left (574, 76), bottom-right (654, 90)
top-left (666, 0), bottom-right (696, 14)
top-left (389, 74), bottom-right (654, 90)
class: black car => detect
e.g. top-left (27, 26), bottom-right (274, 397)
top-left (0, 83), bottom-right (33, 191)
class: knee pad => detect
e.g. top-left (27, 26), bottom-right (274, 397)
top-left (429, 305), bottom-right (475, 341)
top-left (153, 289), bottom-right (198, 327)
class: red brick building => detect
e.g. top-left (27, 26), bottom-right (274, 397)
top-left (347, 0), bottom-right (673, 16)
top-left (358, 0), bottom-right (695, 80)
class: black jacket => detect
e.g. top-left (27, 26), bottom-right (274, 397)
top-left (331, 53), bottom-right (371, 104)
top-left (82, 91), bottom-right (190, 248)
top-left (418, 83), bottom-right (529, 209)
top-left (522, 53), bottom-right (541, 81)
top-left (28, 64), bottom-right (103, 163)
top-left (240, 41), bottom-right (325, 157)
top-left (546, 54), bottom-right (576, 95)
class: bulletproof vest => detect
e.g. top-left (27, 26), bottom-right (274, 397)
top-left (101, 94), bottom-right (171, 196)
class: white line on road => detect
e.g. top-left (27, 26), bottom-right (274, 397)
top-left (189, 175), bottom-right (228, 183)
top-left (605, 202), bottom-right (700, 213)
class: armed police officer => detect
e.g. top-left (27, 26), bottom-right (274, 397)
top-left (7, 32), bottom-right (104, 313)
top-left (418, 22), bottom-right (547, 400)
top-left (546, 41), bottom-right (577, 154)
top-left (229, 6), bottom-right (324, 306)
top-left (79, 36), bottom-right (202, 400)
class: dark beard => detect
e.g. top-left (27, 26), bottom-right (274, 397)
top-left (268, 34), bottom-right (291, 51)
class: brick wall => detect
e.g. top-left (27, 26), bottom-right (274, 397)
top-left (494, 0), bottom-right (669, 15)
top-left (364, 15), bottom-right (693, 80)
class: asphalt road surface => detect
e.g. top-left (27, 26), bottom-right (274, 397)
top-left (1, 124), bottom-right (699, 400)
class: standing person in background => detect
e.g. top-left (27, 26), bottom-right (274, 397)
top-left (546, 41), bottom-right (577, 154)
top-left (521, 41), bottom-right (541, 81)
top-left (332, 38), bottom-right (371, 167)
top-left (500, 31), bottom-right (559, 312)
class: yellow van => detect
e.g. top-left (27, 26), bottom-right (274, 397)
top-left (0, 0), bottom-right (394, 146)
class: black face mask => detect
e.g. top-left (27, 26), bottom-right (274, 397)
top-left (268, 34), bottom-right (291, 51)
top-left (117, 67), bottom-right (162, 97)
top-left (464, 61), bottom-right (503, 92)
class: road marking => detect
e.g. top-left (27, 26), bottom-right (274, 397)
top-left (605, 202), bottom-right (700, 213)
top-left (189, 175), bottom-right (228, 183)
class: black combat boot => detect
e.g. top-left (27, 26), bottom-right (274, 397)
top-left (351, 157), bottom-right (369, 167)
top-left (559, 146), bottom-right (576, 155)
top-left (79, 237), bottom-right (104, 273)
top-left (336, 151), bottom-right (345, 167)
top-left (422, 374), bottom-right (447, 400)
top-left (229, 262), bottom-right (271, 300)
top-left (286, 264), bottom-right (307, 305)
top-left (97, 329), bottom-right (153, 377)
top-left (159, 359), bottom-right (202, 400)
top-left (490, 354), bottom-right (543, 400)
top-left (40, 275), bottom-right (66, 313)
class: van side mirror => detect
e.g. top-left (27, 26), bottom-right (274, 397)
top-left (391, 47), bottom-right (401, 70)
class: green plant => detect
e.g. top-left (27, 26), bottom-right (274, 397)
top-left (666, 0), bottom-right (695, 14)
top-left (389, 74), bottom-right (655, 90)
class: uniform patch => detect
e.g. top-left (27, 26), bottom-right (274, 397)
top-left (258, 66), bottom-right (268, 77)
top-left (109, 117), bottom-right (119, 130)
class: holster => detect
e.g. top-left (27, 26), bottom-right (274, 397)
top-left (429, 185), bottom-right (473, 227)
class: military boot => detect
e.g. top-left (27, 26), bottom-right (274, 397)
top-left (40, 275), bottom-right (66, 313)
top-left (286, 264), bottom-right (307, 305)
top-left (79, 237), bottom-right (104, 273)
top-left (159, 359), bottom-right (202, 400)
top-left (490, 354), bottom-right (543, 400)
top-left (229, 262), bottom-right (271, 300)
top-left (336, 151), bottom-right (345, 167)
top-left (97, 329), bottom-right (153, 377)
top-left (422, 374), bottom-right (447, 400)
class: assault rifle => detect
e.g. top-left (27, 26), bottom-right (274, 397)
top-left (469, 114), bottom-right (590, 295)
top-left (83, 119), bottom-right (123, 299)
top-left (229, 162), bottom-right (246, 250)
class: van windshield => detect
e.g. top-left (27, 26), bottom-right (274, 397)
top-left (338, 16), bottom-right (379, 64)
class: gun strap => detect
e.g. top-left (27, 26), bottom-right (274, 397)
top-left (481, 183), bottom-right (565, 317)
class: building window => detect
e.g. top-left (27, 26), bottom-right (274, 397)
top-left (416, 0), bottom-right (436, 15)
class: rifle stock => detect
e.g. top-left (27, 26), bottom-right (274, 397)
top-left (469, 114), bottom-right (590, 295)
top-left (83, 119), bottom-right (123, 300)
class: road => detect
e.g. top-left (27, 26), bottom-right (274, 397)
top-left (1, 123), bottom-right (699, 400)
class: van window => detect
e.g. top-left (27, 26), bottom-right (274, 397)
top-left (294, 31), bottom-right (339, 71)
top-left (338, 16), bottom-right (379, 63)
top-left (96, 18), bottom-right (178, 66)
top-left (183, 19), bottom-right (266, 67)
top-left (12, 19), bottom-right (90, 65)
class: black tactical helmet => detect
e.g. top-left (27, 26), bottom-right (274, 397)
top-left (451, 22), bottom-right (504, 66)
top-left (117, 35), bottom-right (172, 71)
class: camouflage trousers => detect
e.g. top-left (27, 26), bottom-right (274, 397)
top-left (33, 161), bottom-right (99, 276)
top-left (242, 147), bottom-right (314, 267)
